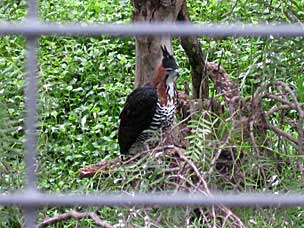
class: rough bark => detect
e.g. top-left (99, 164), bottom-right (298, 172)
top-left (132, 0), bottom-right (184, 87)
top-left (177, 2), bottom-right (209, 99)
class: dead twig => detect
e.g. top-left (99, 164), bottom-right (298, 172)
top-left (174, 146), bottom-right (245, 227)
top-left (174, 146), bottom-right (210, 194)
top-left (266, 104), bottom-right (294, 117)
top-left (208, 136), bottom-right (231, 175)
top-left (262, 93), bottom-right (298, 110)
top-left (37, 210), bottom-right (115, 228)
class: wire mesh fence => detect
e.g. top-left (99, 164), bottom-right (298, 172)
top-left (0, 0), bottom-right (304, 227)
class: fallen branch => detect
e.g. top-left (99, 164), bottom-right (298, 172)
top-left (37, 210), bottom-right (115, 228)
top-left (79, 157), bottom-right (122, 178)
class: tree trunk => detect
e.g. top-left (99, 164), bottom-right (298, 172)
top-left (132, 0), bottom-right (184, 87)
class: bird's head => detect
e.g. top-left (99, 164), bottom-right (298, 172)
top-left (160, 45), bottom-right (179, 84)
top-left (151, 45), bottom-right (179, 105)
top-left (152, 45), bottom-right (179, 85)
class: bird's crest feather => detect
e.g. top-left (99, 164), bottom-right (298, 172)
top-left (161, 45), bottom-right (170, 58)
top-left (160, 45), bottom-right (178, 70)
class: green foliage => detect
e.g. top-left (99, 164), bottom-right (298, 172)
top-left (188, 0), bottom-right (304, 23)
top-left (0, 36), bottom-right (25, 225)
top-left (37, 36), bottom-right (135, 192)
top-left (0, 101), bottom-right (24, 192)
top-left (296, 74), bottom-right (304, 102)
top-left (0, 0), bottom-right (304, 227)
top-left (0, 207), bottom-right (23, 228)
top-left (0, 35), bottom-right (25, 194)
top-left (40, 0), bottom-right (131, 22)
top-left (0, 0), bottom-right (25, 20)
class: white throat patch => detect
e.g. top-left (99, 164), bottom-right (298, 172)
top-left (165, 69), bottom-right (178, 105)
top-left (166, 80), bottom-right (175, 106)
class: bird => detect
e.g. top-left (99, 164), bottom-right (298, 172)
top-left (118, 45), bottom-right (179, 155)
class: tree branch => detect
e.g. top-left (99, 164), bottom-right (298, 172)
top-left (177, 1), bottom-right (208, 99)
top-left (262, 93), bottom-right (298, 110)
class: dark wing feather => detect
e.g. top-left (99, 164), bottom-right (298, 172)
top-left (118, 83), bottom-right (158, 154)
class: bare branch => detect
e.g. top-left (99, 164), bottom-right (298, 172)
top-left (268, 123), bottom-right (299, 145)
top-left (266, 105), bottom-right (293, 116)
top-left (274, 81), bottom-right (304, 184)
top-left (174, 147), bottom-right (210, 194)
top-left (262, 93), bottom-right (298, 110)
top-left (37, 210), bottom-right (115, 228)
top-left (173, 147), bottom-right (245, 228)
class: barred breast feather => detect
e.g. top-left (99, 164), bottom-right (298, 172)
top-left (149, 102), bottom-right (176, 131)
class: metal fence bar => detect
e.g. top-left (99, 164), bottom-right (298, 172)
top-left (27, 0), bottom-right (38, 19)
top-left (1, 192), bottom-right (304, 208)
top-left (1, 0), bottom-right (304, 226)
top-left (23, 207), bottom-right (37, 228)
top-left (24, 36), bottom-right (38, 191)
top-left (23, 0), bottom-right (38, 227)
top-left (0, 21), bottom-right (303, 37)
top-left (24, 36), bottom-right (38, 228)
